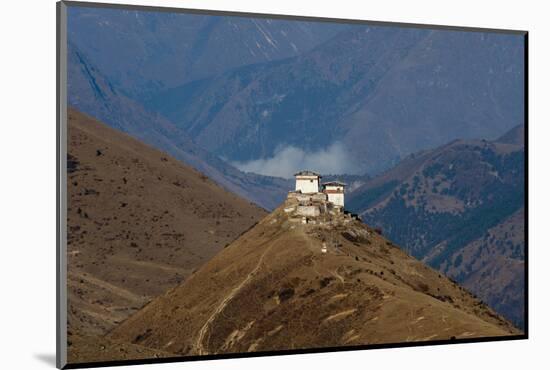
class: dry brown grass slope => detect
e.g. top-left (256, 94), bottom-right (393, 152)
top-left (67, 335), bottom-right (173, 364)
top-left (109, 203), bottom-right (520, 357)
top-left (66, 108), bottom-right (266, 360)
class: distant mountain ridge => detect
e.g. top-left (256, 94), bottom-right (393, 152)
top-left (67, 6), bottom-right (349, 102)
top-left (67, 41), bottom-right (292, 210)
top-left (145, 26), bottom-right (524, 175)
top-left (347, 125), bottom-right (525, 327)
top-left (67, 8), bottom-right (524, 200)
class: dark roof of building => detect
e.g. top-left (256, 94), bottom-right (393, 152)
top-left (294, 170), bottom-right (321, 177)
top-left (322, 181), bottom-right (347, 187)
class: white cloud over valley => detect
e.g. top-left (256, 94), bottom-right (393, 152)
top-left (231, 142), bottom-right (360, 178)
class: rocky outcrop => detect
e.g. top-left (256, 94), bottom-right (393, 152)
top-left (285, 191), bottom-right (357, 225)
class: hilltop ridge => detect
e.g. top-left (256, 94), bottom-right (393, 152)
top-left (108, 194), bottom-right (519, 358)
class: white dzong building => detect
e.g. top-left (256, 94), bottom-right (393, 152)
top-left (322, 181), bottom-right (346, 208)
top-left (288, 171), bottom-right (356, 222)
top-left (294, 170), bottom-right (321, 194)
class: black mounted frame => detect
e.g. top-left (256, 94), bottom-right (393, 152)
top-left (56, 1), bottom-right (529, 368)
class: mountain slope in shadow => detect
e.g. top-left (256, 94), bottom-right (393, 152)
top-left (146, 26), bottom-right (523, 175)
top-left (347, 125), bottom-right (525, 328)
top-left (68, 7), bottom-right (349, 101)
